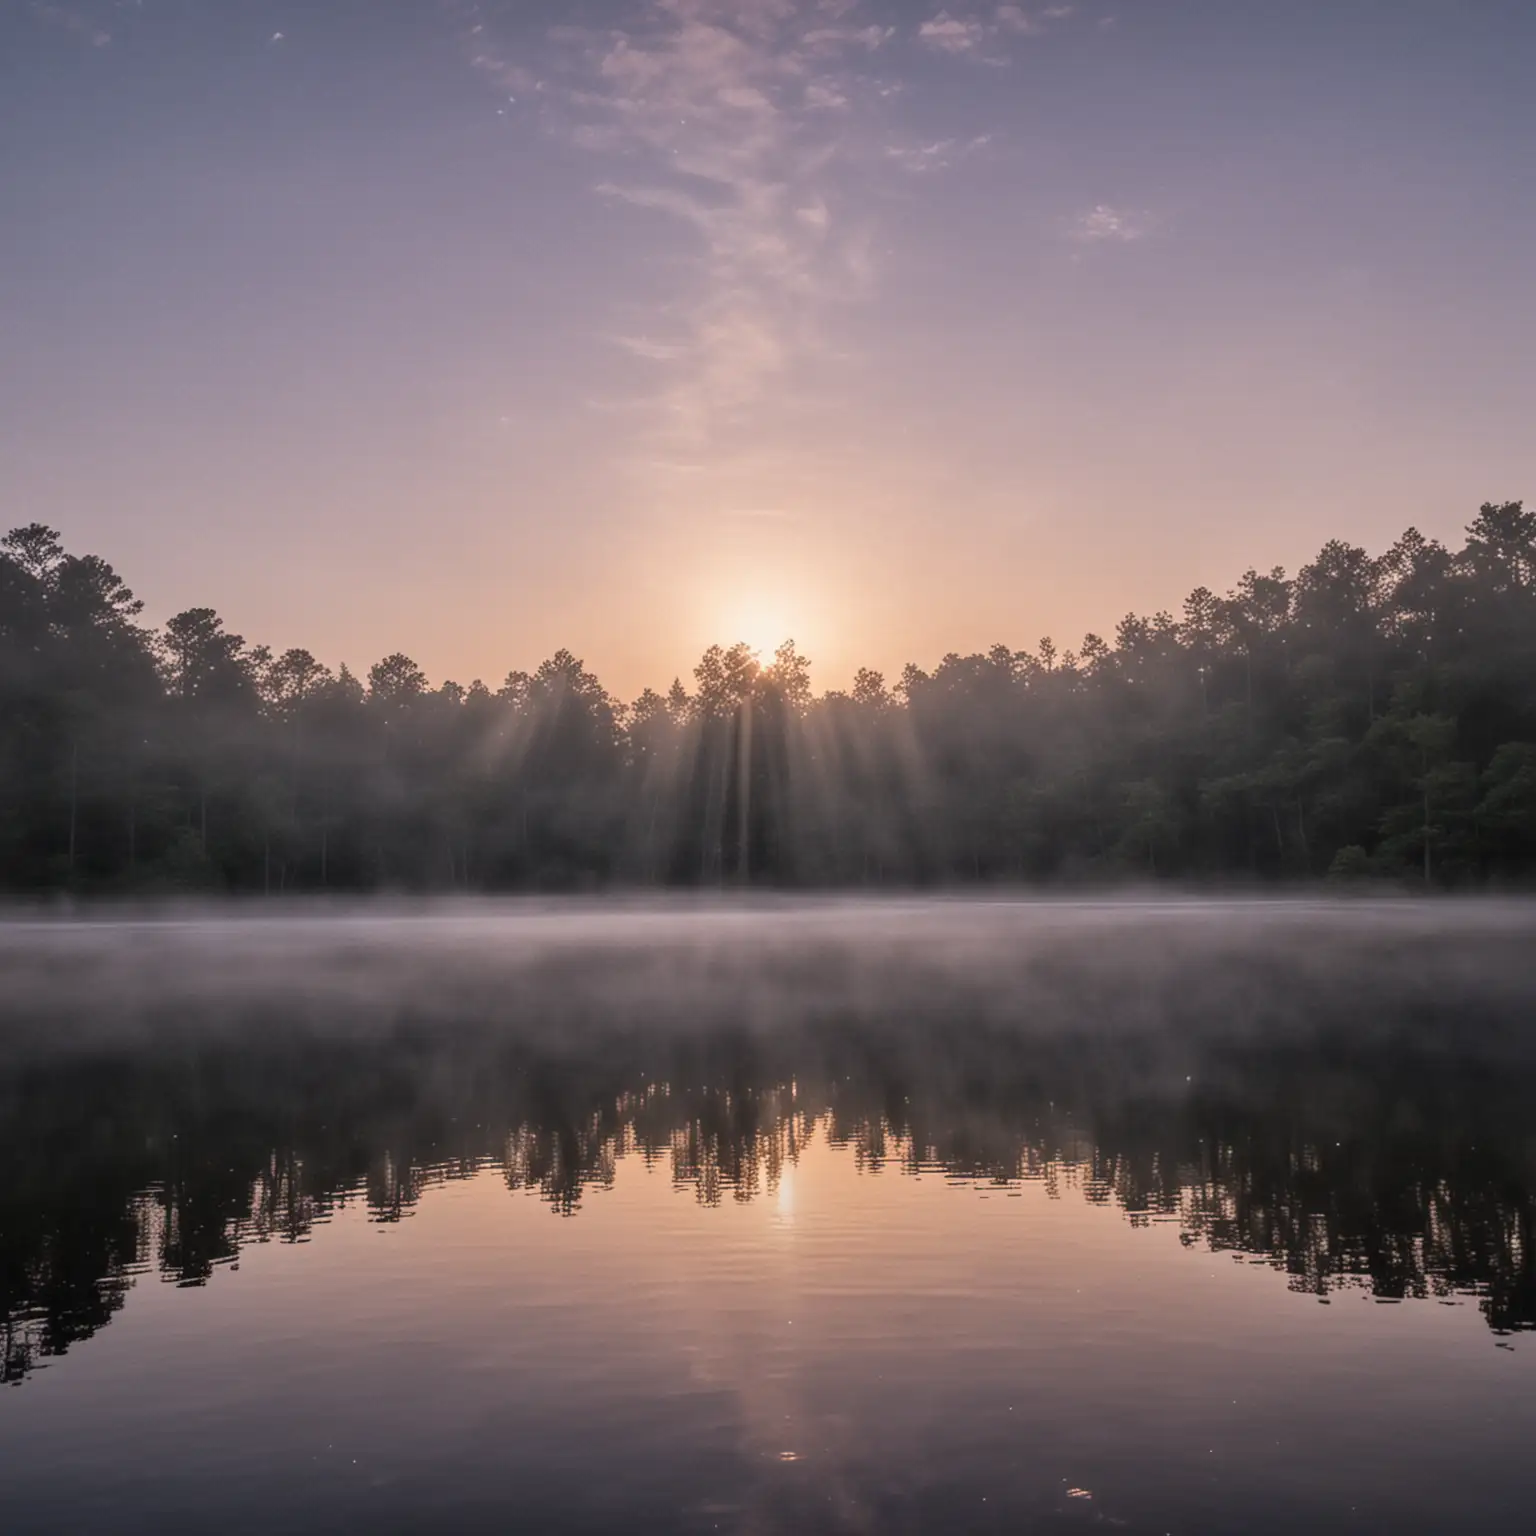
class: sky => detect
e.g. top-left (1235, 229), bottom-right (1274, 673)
top-left (2, 0), bottom-right (1533, 697)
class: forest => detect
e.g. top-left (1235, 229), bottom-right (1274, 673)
top-left (2, 503), bottom-right (1534, 891)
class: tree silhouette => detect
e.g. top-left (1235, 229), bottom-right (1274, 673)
top-left (1, 501), bottom-right (1534, 890)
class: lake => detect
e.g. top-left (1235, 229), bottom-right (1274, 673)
top-left (1, 899), bottom-right (1533, 1534)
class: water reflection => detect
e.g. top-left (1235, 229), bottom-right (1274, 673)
top-left (3, 901), bottom-right (1534, 1389)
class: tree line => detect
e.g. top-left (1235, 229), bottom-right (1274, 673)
top-left (2, 502), bottom-right (1534, 891)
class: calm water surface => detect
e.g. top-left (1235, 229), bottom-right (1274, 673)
top-left (1, 899), bottom-right (1534, 1534)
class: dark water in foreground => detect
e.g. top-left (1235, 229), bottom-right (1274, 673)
top-left (1, 900), bottom-right (1534, 1534)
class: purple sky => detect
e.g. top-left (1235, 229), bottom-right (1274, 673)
top-left (3, 1), bottom-right (1533, 694)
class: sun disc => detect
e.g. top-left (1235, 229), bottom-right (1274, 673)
top-left (729, 597), bottom-right (794, 659)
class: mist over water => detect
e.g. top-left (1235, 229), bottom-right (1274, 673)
top-left (3, 898), bottom-right (1535, 1533)
top-left (6, 893), bottom-right (1532, 1035)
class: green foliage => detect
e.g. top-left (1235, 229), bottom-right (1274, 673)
top-left (1326, 845), bottom-right (1374, 882)
top-left (1, 502), bottom-right (1534, 890)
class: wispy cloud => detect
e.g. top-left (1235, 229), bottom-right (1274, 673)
top-left (1071, 203), bottom-right (1151, 243)
top-left (916, 6), bottom-right (1072, 62)
top-left (917, 12), bottom-right (991, 56)
top-left (458, 2), bottom-right (912, 455)
top-left (449, 2), bottom-right (1081, 466)
top-left (885, 133), bottom-right (996, 175)
top-left (802, 23), bottom-right (895, 55)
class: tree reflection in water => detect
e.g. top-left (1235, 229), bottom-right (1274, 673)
top-left (2, 902), bottom-right (1533, 1385)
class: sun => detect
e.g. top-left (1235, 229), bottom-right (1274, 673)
top-left (725, 595), bottom-right (796, 660)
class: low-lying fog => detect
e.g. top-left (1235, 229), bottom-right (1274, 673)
top-left (5, 895), bottom-right (1536, 1378)
top-left (2, 896), bottom-right (1533, 1054)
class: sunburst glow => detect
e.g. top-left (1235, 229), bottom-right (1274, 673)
top-left (724, 596), bottom-right (797, 661)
